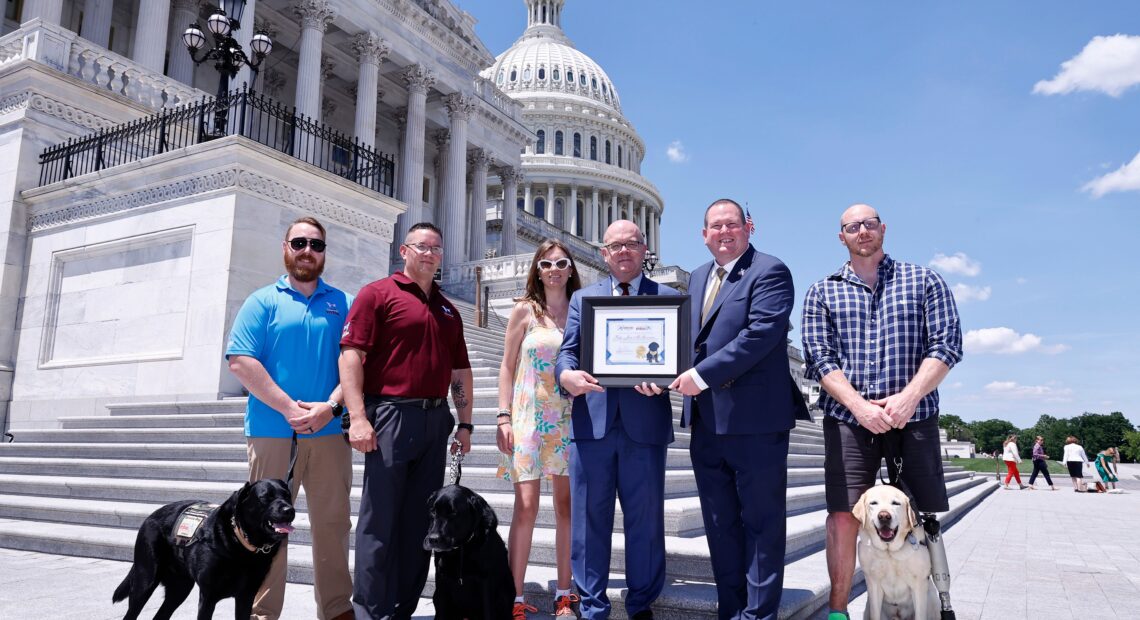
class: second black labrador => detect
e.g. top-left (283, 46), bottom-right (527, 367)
top-left (424, 484), bottom-right (515, 620)
top-left (112, 478), bottom-right (295, 620)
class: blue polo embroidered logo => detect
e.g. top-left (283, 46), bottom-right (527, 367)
top-left (441, 305), bottom-right (454, 318)
top-left (326, 301), bottom-right (340, 315)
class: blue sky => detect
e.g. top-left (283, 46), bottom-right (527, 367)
top-left (462, 1), bottom-right (1140, 428)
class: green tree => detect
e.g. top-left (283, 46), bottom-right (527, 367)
top-left (1069, 412), bottom-right (1135, 454)
top-left (968, 418), bottom-right (1019, 455)
top-left (938, 414), bottom-right (975, 442)
top-left (1120, 431), bottom-right (1140, 463)
top-left (1022, 414), bottom-right (1075, 462)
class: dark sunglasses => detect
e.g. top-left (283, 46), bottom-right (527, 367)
top-left (288, 237), bottom-right (326, 252)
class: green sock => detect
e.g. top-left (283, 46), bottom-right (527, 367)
top-left (827, 612), bottom-right (850, 620)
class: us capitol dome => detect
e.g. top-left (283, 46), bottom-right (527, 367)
top-left (483, 0), bottom-right (664, 262)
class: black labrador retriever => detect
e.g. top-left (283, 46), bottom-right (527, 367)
top-left (424, 484), bottom-right (515, 620)
top-left (112, 478), bottom-right (295, 620)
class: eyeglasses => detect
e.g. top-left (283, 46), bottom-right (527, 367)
top-left (537, 258), bottom-right (572, 270)
top-left (404, 243), bottom-right (444, 256)
top-left (603, 241), bottom-right (643, 253)
top-left (288, 237), bottom-right (326, 252)
top-left (840, 217), bottom-right (882, 235)
top-left (706, 222), bottom-right (742, 232)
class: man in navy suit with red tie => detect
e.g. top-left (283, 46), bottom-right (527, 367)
top-left (668, 199), bottom-right (807, 619)
top-left (557, 220), bottom-right (679, 619)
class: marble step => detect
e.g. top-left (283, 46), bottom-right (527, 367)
top-left (0, 479), bottom-right (999, 619)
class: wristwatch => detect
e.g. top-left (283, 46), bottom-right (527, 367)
top-left (327, 400), bottom-right (344, 417)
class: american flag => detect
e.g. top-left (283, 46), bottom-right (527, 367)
top-left (745, 208), bottom-right (755, 236)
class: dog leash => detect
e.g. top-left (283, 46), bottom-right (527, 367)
top-left (448, 441), bottom-right (464, 486)
top-left (286, 431), bottom-right (298, 487)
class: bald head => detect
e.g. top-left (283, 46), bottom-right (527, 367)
top-left (601, 219), bottom-right (646, 282)
top-left (603, 220), bottom-right (643, 245)
top-left (840, 204), bottom-right (879, 228)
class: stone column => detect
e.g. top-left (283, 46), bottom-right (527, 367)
top-left (468, 149), bottom-right (490, 262)
top-left (81, 0), bottom-right (113, 47)
top-left (441, 94), bottom-right (475, 270)
top-left (431, 129), bottom-right (450, 225)
top-left (546, 184), bottom-right (555, 225)
top-left (233, 0), bottom-right (257, 88)
top-left (167, 0), bottom-right (199, 86)
top-left (588, 187), bottom-right (598, 242)
top-left (395, 64), bottom-right (435, 242)
top-left (610, 192), bottom-right (618, 226)
top-left (568, 184), bottom-right (578, 236)
top-left (21, 0), bottom-right (64, 24)
top-left (524, 183), bottom-right (533, 214)
top-left (352, 33), bottom-right (389, 148)
top-left (132, 0), bottom-right (172, 73)
top-left (501, 168), bottom-right (522, 255)
top-left (293, 0), bottom-right (335, 122)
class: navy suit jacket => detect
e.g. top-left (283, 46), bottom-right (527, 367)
top-left (681, 245), bottom-right (809, 434)
top-left (556, 276), bottom-right (679, 446)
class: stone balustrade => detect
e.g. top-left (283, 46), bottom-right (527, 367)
top-left (0, 19), bottom-right (204, 110)
top-left (472, 75), bottom-right (523, 122)
top-left (523, 154), bottom-right (664, 205)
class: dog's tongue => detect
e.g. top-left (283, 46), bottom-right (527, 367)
top-left (272, 523), bottom-right (295, 534)
top-left (878, 526), bottom-right (896, 540)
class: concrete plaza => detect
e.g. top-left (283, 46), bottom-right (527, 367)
top-left (1, 465), bottom-right (1135, 619)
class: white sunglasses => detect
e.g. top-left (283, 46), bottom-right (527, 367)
top-left (537, 258), bottom-right (572, 270)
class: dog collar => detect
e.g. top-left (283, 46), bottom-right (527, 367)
top-left (231, 515), bottom-right (277, 554)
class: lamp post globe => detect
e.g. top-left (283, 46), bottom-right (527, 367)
top-left (182, 24), bottom-right (206, 52)
top-left (206, 10), bottom-right (231, 37)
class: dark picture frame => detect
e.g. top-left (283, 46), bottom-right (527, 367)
top-left (581, 295), bottom-right (692, 388)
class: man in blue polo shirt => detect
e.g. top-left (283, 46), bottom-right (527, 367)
top-left (226, 216), bottom-right (354, 620)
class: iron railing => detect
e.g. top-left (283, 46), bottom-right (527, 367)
top-left (38, 85), bottom-right (395, 196)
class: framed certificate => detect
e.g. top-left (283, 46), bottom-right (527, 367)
top-left (580, 295), bottom-right (692, 388)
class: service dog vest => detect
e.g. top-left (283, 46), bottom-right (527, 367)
top-left (173, 502), bottom-right (219, 546)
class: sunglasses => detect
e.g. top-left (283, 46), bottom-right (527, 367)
top-left (288, 237), bottom-right (326, 252)
top-left (537, 258), bottom-right (572, 270)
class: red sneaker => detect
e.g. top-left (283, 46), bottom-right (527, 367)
top-left (513, 601), bottom-right (538, 620)
top-left (554, 593), bottom-right (581, 617)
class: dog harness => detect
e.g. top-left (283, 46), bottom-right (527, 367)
top-left (173, 502), bottom-right (219, 546)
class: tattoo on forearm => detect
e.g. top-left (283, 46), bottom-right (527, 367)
top-left (451, 379), bottom-right (469, 409)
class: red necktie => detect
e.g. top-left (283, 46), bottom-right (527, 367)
top-left (618, 282), bottom-right (631, 296)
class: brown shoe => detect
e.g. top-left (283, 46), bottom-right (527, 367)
top-left (328, 612), bottom-right (355, 620)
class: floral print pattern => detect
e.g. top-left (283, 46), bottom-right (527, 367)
top-left (498, 321), bottom-right (572, 482)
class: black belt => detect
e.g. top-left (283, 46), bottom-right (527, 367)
top-left (374, 396), bottom-right (447, 409)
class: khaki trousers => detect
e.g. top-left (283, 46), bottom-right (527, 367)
top-left (247, 434), bottom-right (354, 620)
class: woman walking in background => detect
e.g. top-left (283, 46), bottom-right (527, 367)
top-left (1026, 435), bottom-right (1057, 490)
top-left (1094, 447), bottom-right (1120, 490)
top-left (496, 240), bottom-right (581, 619)
top-left (1002, 434), bottom-right (1027, 490)
top-left (1063, 436), bottom-right (1091, 491)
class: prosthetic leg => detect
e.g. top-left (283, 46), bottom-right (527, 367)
top-left (921, 513), bottom-right (955, 620)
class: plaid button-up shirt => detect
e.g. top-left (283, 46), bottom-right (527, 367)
top-left (801, 254), bottom-right (963, 426)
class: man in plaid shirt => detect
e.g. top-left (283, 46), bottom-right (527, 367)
top-left (801, 203), bottom-right (963, 620)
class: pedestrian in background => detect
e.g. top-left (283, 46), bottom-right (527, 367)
top-left (1062, 436), bottom-right (1091, 492)
top-left (1094, 447), bottom-right (1119, 490)
top-left (1026, 435), bottom-right (1057, 491)
top-left (1002, 434), bottom-right (1027, 490)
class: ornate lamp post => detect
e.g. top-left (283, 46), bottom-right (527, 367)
top-left (182, 0), bottom-right (273, 137)
top-left (642, 250), bottom-right (659, 273)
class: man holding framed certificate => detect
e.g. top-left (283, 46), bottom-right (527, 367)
top-left (668, 199), bottom-right (808, 619)
top-left (556, 220), bottom-right (680, 620)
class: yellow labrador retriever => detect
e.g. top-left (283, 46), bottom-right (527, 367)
top-left (853, 485), bottom-right (939, 620)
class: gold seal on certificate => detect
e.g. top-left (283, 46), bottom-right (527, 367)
top-left (581, 295), bottom-right (692, 387)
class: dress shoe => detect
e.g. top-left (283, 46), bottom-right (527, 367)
top-left (631, 610), bottom-right (654, 620)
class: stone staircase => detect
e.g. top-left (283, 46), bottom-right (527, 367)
top-left (0, 301), bottom-right (996, 619)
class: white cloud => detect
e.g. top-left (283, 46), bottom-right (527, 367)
top-left (964, 327), bottom-right (1068, 355)
top-left (984, 381), bottom-right (1074, 402)
top-left (929, 252), bottom-right (981, 277)
top-left (948, 382), bottom-right (963, 389)
top-left (1016, 277), bottom-right (1028, 285)
top-left (1082, 150), bottom-right (1140, 198)
top-left (952, 283), bottom-right (992, 303)
top-left (1033, 34), bottom-right (1140, 97)
top-left (665, 140), bottom-right (689, 163)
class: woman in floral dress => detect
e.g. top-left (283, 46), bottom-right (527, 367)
top-left (496, 240), bottom-right (581, 618)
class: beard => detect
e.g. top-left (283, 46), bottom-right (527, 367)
top-left (285, 251), bottom-right (324, 282)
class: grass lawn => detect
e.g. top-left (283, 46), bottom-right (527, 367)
top-left (950, 457), bottom-right (1068, 476)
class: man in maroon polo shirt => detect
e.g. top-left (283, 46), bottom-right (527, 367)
top-left (339, 222), bottom-right (474, 619)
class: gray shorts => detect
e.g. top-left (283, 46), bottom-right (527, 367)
top-left (823, 414), bottom-right (949, 513)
